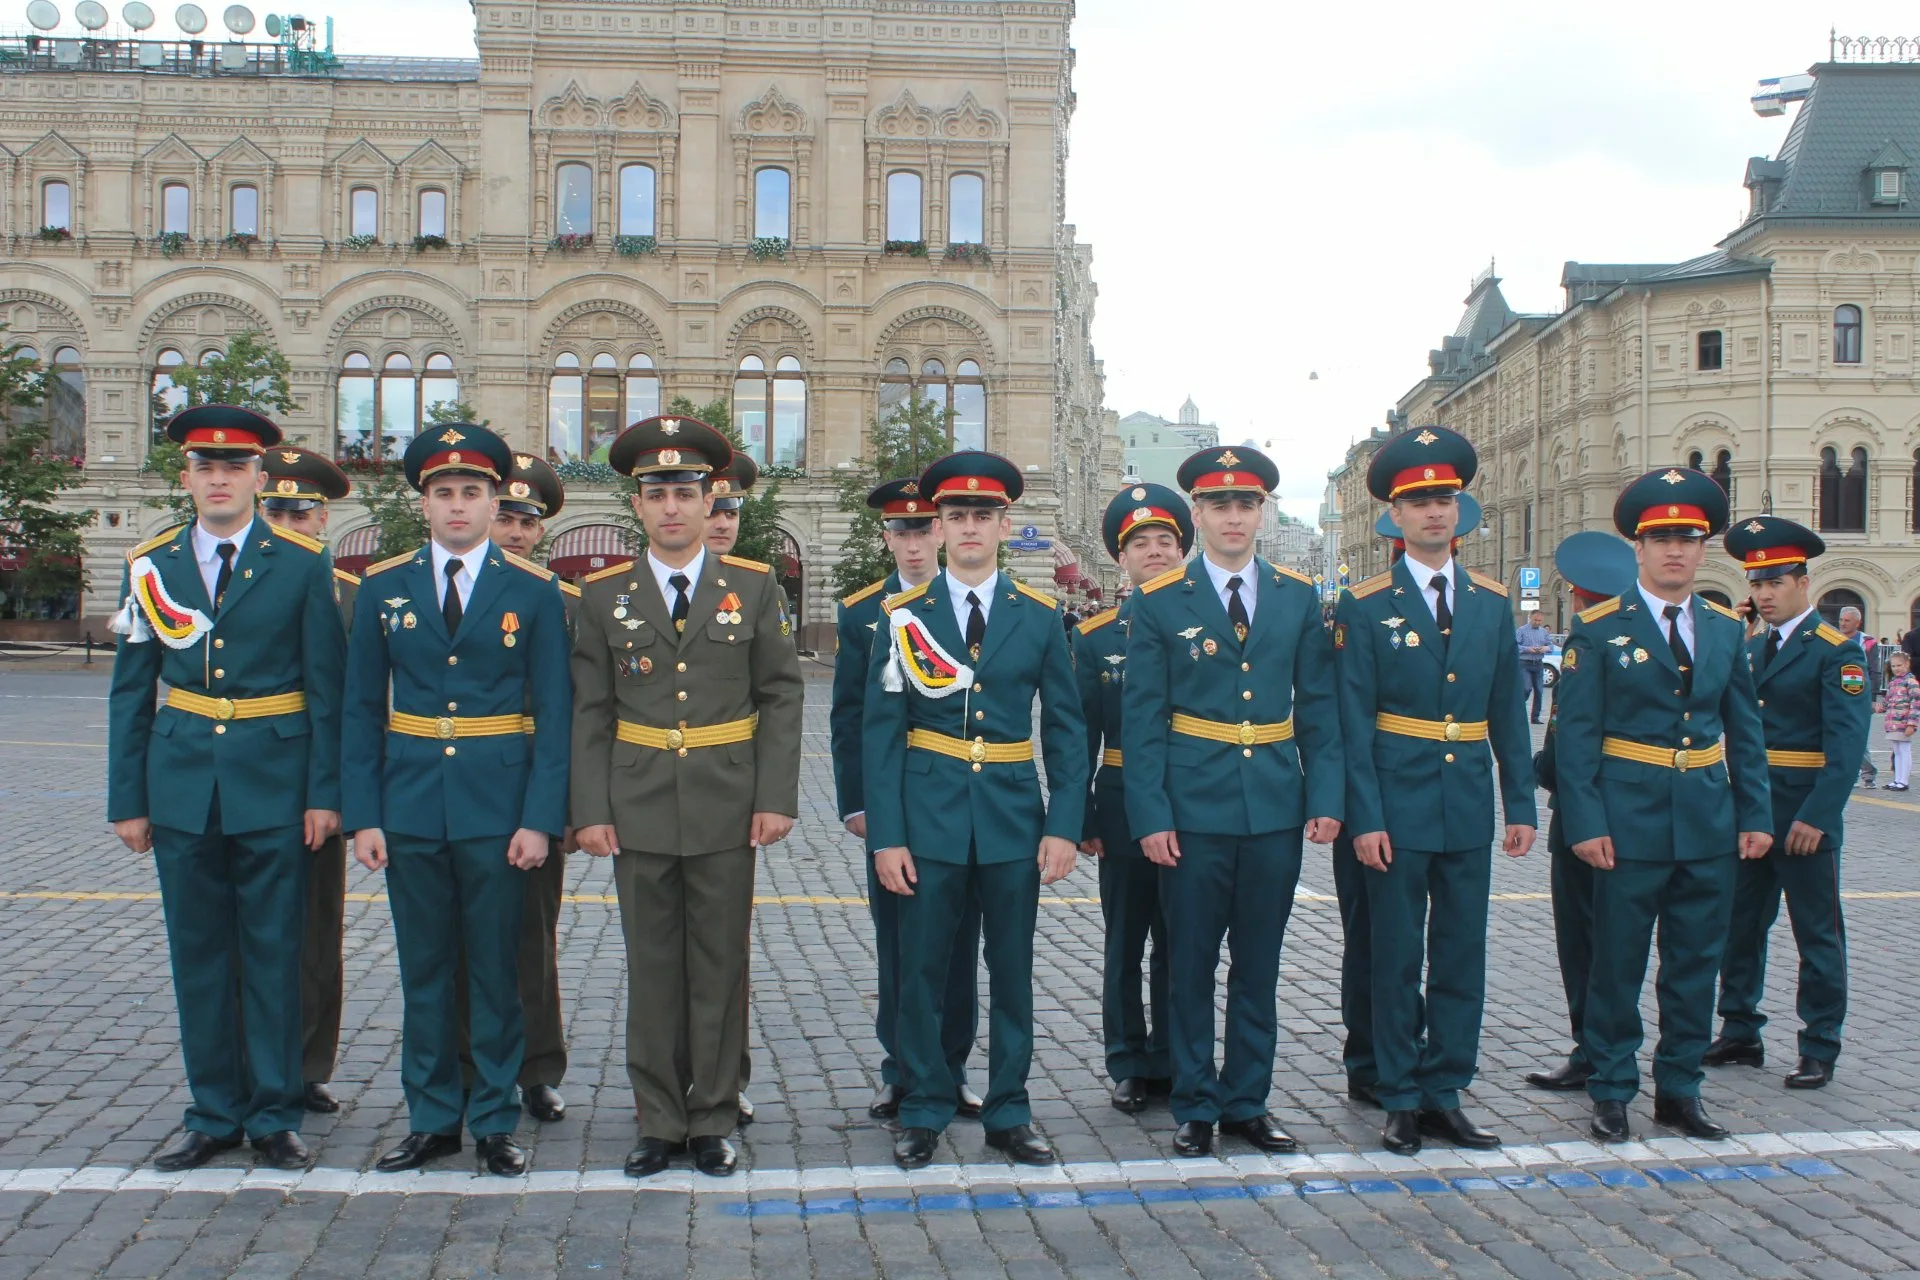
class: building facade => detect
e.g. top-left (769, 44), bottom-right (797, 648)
top-left (0, 0), bottom-right (1117, 649)
top-left (1116, 397), bottom-right (1217, 490)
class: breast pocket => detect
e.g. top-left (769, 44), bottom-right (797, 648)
top-left (705, 619), bottom-right (757, 648)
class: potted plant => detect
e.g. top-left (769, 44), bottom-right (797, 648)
top-left (411, 233), bottom-right (450, 252)
top-left (947, 242), bottom-right (990, 266)
top-left (749, 236), bottom-right (789, 262)
top-left (223, 232), bottom-right (260, 252)
top-left (549, 233), bottom-right (593, 252)
top-left (884, 239), bottom-right (929, 258)
top-left (36, 225), bottom-right (71, 242)
top-left (343, 233), bottom-right (380, 251)
top-left (156, 231), bottom-right (189, 258)
top-left (615, 234), bottom-right (658, 258)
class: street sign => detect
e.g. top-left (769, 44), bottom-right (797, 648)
top-left (1521, 598), bottom-right (1540, 612)
top-left (1020, 525), bottom-right (1039, 540)
top-left (1008, 537), bottom-right (1050, 552)
top-left (1518, 566), bottom-right (1541, 592)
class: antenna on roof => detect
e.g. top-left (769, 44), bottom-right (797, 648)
top-left (221, 3), bottom-right (252, 34)
top-left (122, 1), bottom-right (155, 28)
top-left (74, 0), bottom-right (106, 28)
top-left (174, 3), bottom-right (205, 33)
top-left (25, 0), bottom-right (60, 30)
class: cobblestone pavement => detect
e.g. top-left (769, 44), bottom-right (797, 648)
top-left (4, 664), bottom-right (1920, 1278)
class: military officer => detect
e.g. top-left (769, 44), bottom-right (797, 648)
top-left (831, 476), bottom-right (984, 1123)
top-left (107, 405), bottom-right (346, 1172)
top-left (1555, 467), bottom-right (1772, 1143)
top-left (571, 415), bottom-right (805, 1180)
top-left (864, 451), bottom-right (1087, 1170)
top-left (258, 444), bottom-right (357, 1117)
top-left (343, 425), bottom-right (572, 1177)
top-left (1121, 445), bottom-right (1343, 1159)
top-left (1077, 483), bottom-right (1193, 1113)
top-left (1338, 492), bottom-right (1481, 1109)
top-left (1524, 531), bottom-right (1638, 1093)
top-left (1703, 516), bottom-right (1870, 1089)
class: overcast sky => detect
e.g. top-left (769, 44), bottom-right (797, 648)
top-left (102, 0), bottom-right (1911, 520)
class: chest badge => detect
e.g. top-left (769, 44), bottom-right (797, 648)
top-left (385, 597), bottom-right (409, 610)
top-left (1382, 617), bottom-right (1405, 629)
top-left (1405, 631), bottom-right (1421, 648)
top-left (613, 606), bottom-right (628, 620)
top-left (501, 612), bottom-right (520, 648)
top-left (1202, 637), bottom-right (1218, 656)
top-left (402, 611), bottom-right (417, 630)
top-left (1105, 653), bottom-right (1126, 665)
top-left (1609, 636), bottom-right (1631, 647)
top-left (1178, 626), bottom-right (1203, 640)
top-left (1632, 647), bottom-right (1648, 664)
top-left (717, 591), bottom-right (743, 626)
top-left (622, 618), bottom-right (644, 631)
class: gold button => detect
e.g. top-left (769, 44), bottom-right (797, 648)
top-left (975, 710), bottom-right (986, 720)
top-left (445, 745), bottom-right (456, 756)
top-left (1242, 690), bottom-right (1253, 700)
top-left (1241, 662), bottom-right (1250, 672)
top-left (448, 655), bottom-right (459, 666)
top-left (629, 582), bottom-right (638, 590)
top-left (1684, 711), bottom-right (1693, 719)
top-left (1242, 748), bottom-right (1253, 758)
top-left (677, 662), bottom-right (687, 673)
top-left (1444, 714), bottom-right (1455, 723)
top-left (1682, 737), bottom-right (1692, 746)
top-left (677, 747), bottom-right (688, 757)
top-left (213, 638), bottom-right (224, 649)
top-left (1444, 752), bottom-right (1455, 763)
top-left (626, 641), bottom-right (634, 649)
top-left (728, 634), bottom-right (736, 642)
top-left (213, 668), bottom-right (224, 679)
top-left (971, 762), bottom-right (983, 773)
top-left (676, 690), bottom-right (688, 701)
top-left (1447, 672), bottom-right (1456, 682)
top-left (214, 724), bottom-right (226, 735)
top-left (973, 683), bottom-right (983, 693)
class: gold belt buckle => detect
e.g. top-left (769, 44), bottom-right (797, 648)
top-left (1237, 721), bottom-right (1256, 747)
top-left (214, 697), bottom-right (236, 722)
top-left (666, 727), bottom-right (685, 750)
top-left (434, 717), bottom-right (456, 740)
top-left (969, 737), bottom-right (988, 763)
top-left (1444, 721), bottom-right (1462, 742)
top-left (1673, 749), bottom-right (1690, 771)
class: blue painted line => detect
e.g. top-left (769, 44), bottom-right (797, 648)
top-left (717, 1157), bottom-right (1852, 1219)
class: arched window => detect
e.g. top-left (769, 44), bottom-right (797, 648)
top-left (879, 357), bottom-right (912, 424)
top-left (40, 180), bottom-right (69, 231)
top-left (886, 171), bottom-right (923, 241)
top-left (229, 185), bottom-right (258, 236)
top-left (1817, 587), bottom-right (1866, 628)
top-left (953, 359), bottom-right (986, 451)
top-left (380, 354), bottom-right (418, 453)
top-left (161, 182), bottom-right (191, 235)
top-left (625, 354), bottom-right (660, 424)
top-left (619, 164), bottom-right (656, 237)
top-left (420, 353), bottom-right (458, 419)
top-left (335, 353), bottom-right (375, 458)
top-left (1820, 447), bottom-right (1844, 530)
top-left (36, 346), bottom-right (84, 459)
top-left (754, 168), bottom-right (790, 240)
top-left (1834, 305), bottom-right (1863, 364)
top-left (949, 173), bottom-right (985, 245)
top-left (1911, 596), bottom-right (1920, 636)
top-left (333, 351), bottom-right (437, 461)
top-left (1842, 446), bottom-right (1869, 531)
top-left (876, 355), bottom-right (988, 450)
top-left (555, 163), bottom-right (592, 238)
top-left (733, 355), bottom-right (807, 467)
top-left (417, 189), bottom-right (447, 238)
top-left (349, 187), bottom-right (379, 238)
top-left (547, 353), bottom-right (584, 462)
top-left (772, 357), bottom-right (806, 468)
top-left (586, 353), bottom-right (623, 459)
top-left (151, 348), bottom-right (187, 441)
top-left (920, 359), bottom-right (949, 421)
top-left (544, 351), bottom-right (660, 463)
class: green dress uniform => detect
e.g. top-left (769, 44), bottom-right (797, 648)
top-left (1121, 447), bottom-right (1343, 1131)
top-left (106, 406), bottom-right (346, 1144)
top-left (341, 428), bottom-right (573, 1143)
top-left (1555, 469), bottom-right (1771, 1113)
top-left (863, 453), bottom-right (1087, 1141)
top-left (1712, 517), bottom-right (1871, 1072)
top-left (1336, 430), bottom-right (1534, 1122)
top-left (570, 416), bottom-right (805, 1148)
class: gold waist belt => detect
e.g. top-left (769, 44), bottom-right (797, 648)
top-left (617, 714), bottom-right (758, 754)
top-left (1169, 712), bottom-right (1294, 746)
top-left (906, 728), bottom-right (1035, 769)
top-left (1375, 712), bottom-right (1489, 743)
top-left (165, 689), bottom-right (307, 721)
top-left (1101, 747), bottom-right (1124, 768)
top-left (1766, 748), bottom-right (1827, 769)
top-left (1601, 736), bottom-right (1726, 772)
top-left (389, 711), bottom-right (529, 740)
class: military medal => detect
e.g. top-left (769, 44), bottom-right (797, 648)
top-left (1202, 637), bottom-right (1218, 656)
top-left (638, 656), bottom-right (653, 675)
top-left (1189, 643), bottom-right (1201, 662)
top-left (1390, 631), bottom-right (1402, 648)
top-left (501, 612), bottom-right (520, 648)
top-left (613, 606), bottom-right (628, 620)
top-left (402, 612), bottom-right (417, 629)
top-left (717, 591), bottom-right (742, 626)
top-left (1632, 647), bottom-right (1648, 663)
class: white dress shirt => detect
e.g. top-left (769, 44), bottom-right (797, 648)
top-left (1771, 605), bottom-right (1818, 655)
top-left (430, 539), bottom-right (491, 611)
top-left (946, 568), bottom-right (997, 641)
top-left (191, 518), bottom-right (254, 606)
top-left (1200, 555), bottom-right (1257, 626)
top-left (1406, 555), bottom-right (1457, 625)
top-left (648, 546), bottom-right (707, 615)
top-left (1637, 580), bottom-right (1696, 652)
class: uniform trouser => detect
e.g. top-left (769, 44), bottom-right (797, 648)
top-left (456, 842), bottom-right (568, 1090)
top-left (1584, 854), bottom-right (1737, 1102)
top-left (1099, 853), bottom-right (1170, 1083)
top-left (614, 845), bottom-right (755, 1141)
top-left (1331, 833), bottom-right (1376, 1087)
top-left (896, 849), bottom-right (1038, 1134)
top-left (1715, 838), bottom-right (1847, 1064)
top-left (1547, 824), bottom-right (1595, 1071)
top-left (870, 855), bottom-right (980, 1091)
top-left (153, 811), bottom-right (308, 1139)
top-left (1160, 828), bottom-right (1303, 1125)
top-left (1366, 845), bottom-right (1491, 1112)
top-left (383, 833), bottom-right (527, 1139)
top-left (299, 833), bottom-right (347, 1085)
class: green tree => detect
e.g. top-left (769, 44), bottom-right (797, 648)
top-left (0, 330), bottom-right (92, 616)
top-left (829, 395), bottom-right (952, 598)
top-left (614, 396), bottom-right (787, 566)
top-left (141, 331), bottom-right (299, 524)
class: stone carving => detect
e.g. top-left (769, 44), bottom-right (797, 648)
top-left (737, 85), bottom-right (808, 135)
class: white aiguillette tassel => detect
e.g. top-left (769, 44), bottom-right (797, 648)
top-left (107, 592), bottom-right (150, 642)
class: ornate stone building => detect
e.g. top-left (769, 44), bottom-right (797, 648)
top-left (1340, 48), bottom-right (1920, 638)
top-left (1, 0), bottom-right (1117, 649)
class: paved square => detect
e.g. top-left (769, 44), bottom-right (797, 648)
top-left (4, 664), bottom-right (1920, 1278)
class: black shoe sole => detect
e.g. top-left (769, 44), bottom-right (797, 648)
top-left (1111, 1096), bottom-right (1149, 1114)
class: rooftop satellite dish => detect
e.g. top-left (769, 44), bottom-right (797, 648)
top-left (74, 0), bottom-right (107, 28)
top-left (174, 2), bottom-right (204, 33)
top-left (220, 2), bottom-right (250, 33)
top-left (262, 11), bottom-right (277, 35)
top-left (122, 0), bottom-right (153, 27)
top-left (25, 0), bottom-right (61, 30)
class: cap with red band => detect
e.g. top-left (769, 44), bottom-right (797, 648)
top-left (1610, 466), bottom-right (1729, 540)
top-left (1722, 512), bottom-right (1823, 580)
top-left (1365, 425), bottom-right (1477, 503)
top-left (165, 404), bottom-right (283, 456)
top-left (1175, 445), bottom-right (1278, 498)
top-left (867, 476), bottom-right (934, 523)
top-left (402, 423), bottom-right (515, 494)
top-left (918, 450), bottom-right (1024, 509)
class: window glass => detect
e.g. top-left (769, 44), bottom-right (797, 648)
top-left (336, 370), bottom-right (376, 458)
top-left (420, 357), bottom-right (459, 420)
top-left (734, 359), bottom-right (768, 463)
top-left (350, 187), bottom-right (378, 237)
top-left (418, 189), bottom-right (447, 238)
top-left (383, 353), bottom-right (412, 370)
top-left (555, 163), bottom-right (592, 237)
top-left (625, 355), bottom-right (660, 425)
top-left (886, 171), bottom-right (923, 240)
top-left (342, 352), bottom-right (371, 369)
top-left (953, 381), bottom-right (986, 451)
top-left (619, 164), bottom-right (656, 236)
top-left (1698, 330), bottom-right (1723, 371)
top-left (230, 185), bottom-right (258, 235)
top-left (161, 183), bottom-right (190, 234)
top-left (754, 168), bottom-right (790, 239)
top-left (547, 369), bottom-right (583, 462)
top-left (379, 365), bottom-right (416, 451)
top-left (949, 174), bottom-right (985, 243)
top-left (1835, 305), bottom-right (1863, 364)
top-left (772, 371), bottom-right (806, 469)
top-left (41, 181), bottom-right (69, 230)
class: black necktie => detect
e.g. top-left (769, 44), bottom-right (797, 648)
top-left (1763, 627), bottom-right (1781, 668)
top-left (1226, 576), bottom-right (1249, 643)
top-left (212, 542), bottom-right (235, 611)
top-left (669, 572), bottom-right (691, 633)
top-left (1431, 573), bottom-right (1452, 640)
top-left (965, 590), bottom-right (985, 656)
top-left (1664, 604), bottom-right (1693, 694)
top-left (442, 559), bottom-right (464, 635)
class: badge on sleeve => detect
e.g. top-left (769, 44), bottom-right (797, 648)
top-left (1562, 647), bottom-right (1577, 673)
top-left (1333, 623), bottom-right (1346, 651)
top-left (1840, 663), bottom-right (1866, 696)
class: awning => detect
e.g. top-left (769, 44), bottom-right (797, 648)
top-left (548, 523), bottom-right (639, 580)
top-left (333, 525), bottom-right (381, 576)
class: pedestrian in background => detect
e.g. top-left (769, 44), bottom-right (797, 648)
top-left (1885, 651), bottom-right (1917, 792)
top-left (1838, 608), bottom-right (1876, 786)
top-left (1516, 609), bottom-right (1553, 724)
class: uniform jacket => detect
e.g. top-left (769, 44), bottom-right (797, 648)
top-left (1334, 558), bottom-right (1537, 850)
top-left (1556, 591), bottom-right (1770, 860)
top-left (829, 571), bottom-right (901, 822)
top-left (1072, 599), bottom-right (1134, 848)
top-left (107, 519), bottom-right (346, 836)
top-left (333, 567), bottom-right (359, 632)
top-left (341, 542), bottom-right (572, 841)
top-left (1748, 618), bottom-right (1870, 848)
top-left (1121, 556), bottom-right (1343, 838)
top-left (862, 571), bottom-right (1087, 862)
top-left (1534, 696), bottom-right (1567, 854)
top-left (570, 551), bottom-right (805, 856)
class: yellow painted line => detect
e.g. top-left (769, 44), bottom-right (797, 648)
top-left (1853, 794), bottom-right (1920, 814)
top-left (0, 739), bottom-right (105, 749)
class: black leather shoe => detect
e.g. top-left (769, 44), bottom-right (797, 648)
top-left (1525, 1060), bottom-right (1594, 1091)
top-left (1111, 1078), bottom-right (1150, 1114)
top-left (302, 1082), bottom-right (339, 1114)
top-left (1144, 1077), bottom-right (1174, 1097)
top-left (736, 1092), bottom-right (755, 1125)
top-left (984, 1124), bottom-right (1055, 1165)
top-left (868, 1083), bottom-right (905, 1119)
top-left (1417, 1107), bottom-right (1500, 1150)
top-left (1785, 1056), bottom-right (1833, 1090)
top-left (374, 1132), bottom-right (462, 1173)
top-left (1589, 1100), bottom-right (1630, 1143)
top-left (1221, 1114), bottom-right (1299, 1154)
top-left (1701, 1036), bottom-right (1764, 1068)
top-left (250, 1130), bottom-right (310, 1170)
top-left (153, 1130), bottom-right (241, 1172)
top-left (1653, 1094), bottom-right (1729, 1140)
top-left (624, 1136), bottom-right (680, 1178)
top-left (1172, 1121), bottom-right (1213, 1157)
top-left (955, 1085), bottom-right (985, 1120)
top-left (1347, 1079), bottom-right (1381, 1108)
top-left (476, 1134), bottom-right (527, 1177)
top-left (1381, 1109), bottom-right (1421, 1155)
top-left (894, 1126), bottom-right (937, 1169)
top-left (523, 1084), bottom-right (565, 1123)
top-left (690, 1135), bottom-right (737, 1177)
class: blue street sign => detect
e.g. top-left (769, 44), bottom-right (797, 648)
top-left (1020, 525), bottom-right (1040, 540)
top-left (1518, 566), bottom-right (1541, 592)
top-left (1008, 537), bottom-right (1050, 552)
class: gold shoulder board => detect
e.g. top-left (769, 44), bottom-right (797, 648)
top-left (720, 553), bottom-right (771, 573)
top-left (1139, 566), bottom-right (1186, 595)
top-left (1468, 570), bottom-right (1508, 597)
top-left (1077, 607), bottom-right (1119, 635)
top-left (585, 559), bottom-right (636, 584)
top-left (1014, 581), bottom-right (1058, 610)
top-left (128, 525), bottom-right (186, 560)
top-left (267, 523), bottom-right (324, 553)
top-left (1577, 596), bottom-right (1622, 625)
top-left (841, 578), bottom-right (888, 609)
top-left (1815, 622), bottom-right (1846, 646)
top-left (365, 549), bottom-right (420, 577)
top-left (1702, 597), bottom-right (1740, 621)
top-left (559, 579), bottom-right (581, 599)
top-left (884, 580), bottom-right (931, 612)
top-left (1273, 564), bottom-right (1313, 587)
top-left (502, 549), bottom-right (554, 581)
top-left (1350, 571), bottom-right (1395, 599)
top-left (333, 567), bottom-right (361, 587)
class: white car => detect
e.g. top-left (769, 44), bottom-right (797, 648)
top-left (1541, 633), bottom-right (1568, 687)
